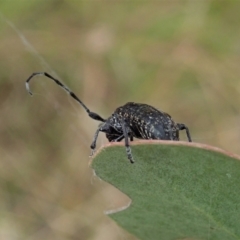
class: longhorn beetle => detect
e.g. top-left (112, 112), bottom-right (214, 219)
top-left (26, 72), bottom-right (192, 163)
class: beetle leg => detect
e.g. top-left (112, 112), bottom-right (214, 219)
top-left (168, 125), bottom-right (173, 140)
top-left (121, 120), bottom-right (134, 163)
top-left (177, 123), bottom-right (192, 142)
top-left (110, 133), bottom-right (132, 142)
top-left (130, 135), bottom-right (134, 141)
top-left (90, 127), bottom-right (101, 156)
top-left (113, 135), bottom-right (124, 142)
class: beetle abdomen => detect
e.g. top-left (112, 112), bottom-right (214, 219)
top-left (116, 102), bottom-right (179, 140)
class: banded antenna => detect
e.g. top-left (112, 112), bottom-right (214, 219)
top-left (26, 72), bottom-right (106, 122)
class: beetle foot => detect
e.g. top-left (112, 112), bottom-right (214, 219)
top-left (129, 157), bottom-right (135, 164)
top-left (89, 149), bottom-right (95, 157)
top-left (126, 146), bottom-right (134, 163)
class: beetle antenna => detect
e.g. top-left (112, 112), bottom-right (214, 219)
top-left (26, 72), bottom-right (106, 122)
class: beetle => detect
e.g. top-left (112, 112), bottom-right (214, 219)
top-left (26, 72), bottom-right (192, 163)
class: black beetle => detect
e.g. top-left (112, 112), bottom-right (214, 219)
top-left (26, 72), bottom-right (192, 163)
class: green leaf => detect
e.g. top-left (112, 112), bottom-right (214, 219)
top-left (91, 141), bottom-right (240, 240)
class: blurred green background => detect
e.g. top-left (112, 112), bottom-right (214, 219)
top-left (0, 0), bottom-right (240, 239)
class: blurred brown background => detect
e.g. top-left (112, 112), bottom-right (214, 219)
top-left (0, 1), bottom-right (240, 239)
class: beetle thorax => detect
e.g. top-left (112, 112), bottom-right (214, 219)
top-left (100, 114), bottom-right (122, 133)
